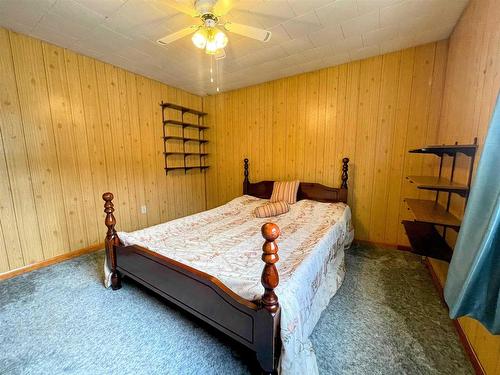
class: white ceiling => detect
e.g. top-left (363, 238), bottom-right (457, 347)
top-left (0, 0), bottom-right (468, 95)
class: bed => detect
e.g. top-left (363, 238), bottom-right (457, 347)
top-left (103, 157), bottom-right (352, 374)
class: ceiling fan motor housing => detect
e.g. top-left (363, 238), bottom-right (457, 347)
top-left (201, 13), bottom-right (218, 27)
top-left (195, 0), bottom-right (218, 15)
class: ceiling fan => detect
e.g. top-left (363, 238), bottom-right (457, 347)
top-left (157, 0), bottom-right (272, 58)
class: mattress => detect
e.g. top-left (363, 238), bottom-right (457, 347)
top-left (109, 195), bottom-right (354, 374)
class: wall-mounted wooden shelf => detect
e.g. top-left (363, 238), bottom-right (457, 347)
top-left (164, 136), bottom-right (208, 143)
top-left (404, 198), bottom-right (461, 229)
top-left (161, 102), bottom-right (207, 116)
top-left (161, 101), bottom-right (209, 174)
top-left (402, 220), bottom-right (453, 262)
top-left (409, 143), bottom-right (477, 157)
top-left (165, 166), bottom-right (209, 172)
top-left (164, 152), bottom-right (208, 156)
top-left (403, 139), bottom-right (477, 262)
top-left (406, 175), bottom-right (469, 196)
top-left (163, 119), bottom-right (209, 130)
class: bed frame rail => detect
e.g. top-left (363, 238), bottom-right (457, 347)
top-left (103, 193), bottom-right (281, 373)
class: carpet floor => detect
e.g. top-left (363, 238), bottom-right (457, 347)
top-left (0, 245), bottom-right (473, 375)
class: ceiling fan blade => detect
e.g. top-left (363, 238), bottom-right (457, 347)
top-left (215, 48), bottom-right (226, 60)
top-left (224, 22), bottom-right (272, 42)
top-left (157, 26), bottom-right (198, 45)
top-left (213, 0), bottom-right (233, 16)
top-left (163, 0), bottom-right (199, 17)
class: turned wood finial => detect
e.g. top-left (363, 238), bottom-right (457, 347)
top-left (243, 158), bottom-right (250, 194)
top-left (244, 158), bottom-right (249, 176)
top-left (103, 192), bottom-right (121, 289)
top-left (261, 223), bottom-right (280, 314)
top-left (103, 192), bottom-right (117, 240)
top-left (341, 157), bottom-right (349, 189)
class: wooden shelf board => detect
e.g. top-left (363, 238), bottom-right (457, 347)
top-left (404, 198), bottom-right (461, 228)
top-left (406, 176), bottom-right (469, 194)
top-left (165, 166), bottom-right (209, 171)
top-left (402, 220), bottom-right (453, 262)
top-left (409, 144), bottom-right (477, 156)
top-left (164, 136), bottom-right (208, 143)
top-left (164, 119), bottom-right (209, 130)
top-left (164, 152), bottom-right (208, 156)
top-left (164, 166), bottom-right (185, 170)
top-left (161, 102), bottom-right (207, 116)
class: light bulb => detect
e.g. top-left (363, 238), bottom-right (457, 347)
top-left (213, 29), bottom-right (228, 49)
top-left (205, 38), bottom-right (218, 54)
top-left (191, 29), bottom-right (207, 49)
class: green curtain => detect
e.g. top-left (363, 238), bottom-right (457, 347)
top-left (444, 93), bottom-right (500, 334)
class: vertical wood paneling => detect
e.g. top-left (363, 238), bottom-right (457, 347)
top-left (64, 49), bottom-right (99, 245)
top-left (103, 64), bottom-right (132, 232)
top-left (325, 68), bottom-right (339, 186)
top-left (353, 56), bottom-right (383, 240)
top-left (384, 47), bottom-right (415, 245)
top-left (430, 0), bottom-right (500, 373)
top-left (43, 43), bottom-right (87, 250)
top-left (95, 61), bottom-right (122, 225)
top-left (124, 71), bottom-right (148, 229)
top-left (10, 31), bottom-right (70, 259)
top-left (0, 28), bottom-right (43, 268)
top-left (116, 68), bottom-right (139, 230)
top-left (151, 80), bottom-right (168, 222)
top-left (0, 134), bottom-right (15, 272)
top-left (78, 55), bottom-right (110, 240)
top-left (0, 28), bottom-right (206, 273)
top-left (205, 41), bottom-right (447, 246)
top-left (369, 51), bottom-right (401, 241)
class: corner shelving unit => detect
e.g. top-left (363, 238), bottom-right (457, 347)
top-left (402, 139), bottom-right (477, 262)
top-left (161, 102), bottom-right (209, 174)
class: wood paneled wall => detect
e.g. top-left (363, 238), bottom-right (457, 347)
top-left (430, 0), bottom-right (500, 373)
top-left (204, 41), bottom-right (447, 246)
top-left (0, 28), bottom-right (206, 273)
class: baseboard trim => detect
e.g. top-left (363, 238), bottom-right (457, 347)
top-left (0, 243), bottom-right (103, 281)
top-left (452, 320), bottom-right (484, 375)
top-left (396, 244), bottom-right (413, 252)
top-left (354, 239), bottom-right (412, 252)
top-left (424, 259), bottom-right (485, 375)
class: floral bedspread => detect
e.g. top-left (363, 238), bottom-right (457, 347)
top-left (106, 195), bottom-right (353, 374)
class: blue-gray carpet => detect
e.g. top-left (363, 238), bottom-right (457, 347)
top-left (0, 245), bottom-right (473, 375)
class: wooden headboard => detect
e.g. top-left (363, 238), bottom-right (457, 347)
top-left (242, 158), bottom-right (349, 203)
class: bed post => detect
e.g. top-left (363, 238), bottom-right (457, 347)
top-left (340, 157), bottom-right (349, 203)
top-left (103, 192), bottom-right (121, 290)
top-left (243, 158), bottom-right (250, 195)
top-left (261, 223), bottom-right (280, 313)
top-left (341, 157), bottom-right (349, 188)
top-left (255, 223), bottom-right (281, 374)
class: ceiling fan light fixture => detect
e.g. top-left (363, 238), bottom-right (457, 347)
top-left (191, 28), bottom-right (207, 49)
top-left (195, 27), bottom-right (228, 54)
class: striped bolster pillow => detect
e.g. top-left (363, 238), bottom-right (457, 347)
top-left (254, 201), bottom-right (290, 218)
top-left (270, 180), bottom-right (300, 204)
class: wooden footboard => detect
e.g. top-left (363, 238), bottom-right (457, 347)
top-left (103, 193), bottom-right (281, 373)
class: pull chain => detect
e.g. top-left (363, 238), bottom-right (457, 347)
top-left (210, 55), bottom-right (214, 83)
top-left (216, 54), bottom-right (220, 92)
top-left (209, 54), bottom-right (221, 93)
